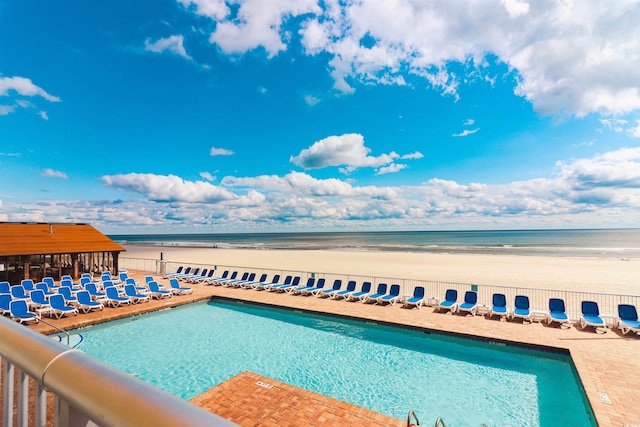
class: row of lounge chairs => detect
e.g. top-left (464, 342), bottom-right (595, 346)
top-left (0, 273), bottom-right (193, 324)
top-left (164, 266), bottom-right (640, 336)
top-left (435, 288), bottom-right (640, 334)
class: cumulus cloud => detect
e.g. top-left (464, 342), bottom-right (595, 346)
top-left (4, 147), bottom-right (640, 231)
top-left (144, 35), bottom-right (192, 60)
top-left (0, 76), bottom-right (61, 102)
top-left (629, 120), bottom-right (640, 138)
top-left (210, 147), bottom-right (234, 156)
top-left (102, 173), bottom-right (236, 202)
top-left (182, 0), bottom-right (640, 117)
top-left (41, 168), bottom-right (68, 179)
top-left (376, 163), bottom-right (406, 175)
top-left (290, 133), bottom-right (420, 173)
top-left (0, 105), bottom-right (16, 115)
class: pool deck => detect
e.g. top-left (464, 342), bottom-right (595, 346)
top-left (30, 271), bottom-right (640, 427)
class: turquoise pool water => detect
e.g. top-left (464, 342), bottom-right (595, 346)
top-left (73, 300), bottom-right (595, 426)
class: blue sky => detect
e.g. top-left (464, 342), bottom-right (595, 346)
top-left (1, 0), bottom-right (640, 234)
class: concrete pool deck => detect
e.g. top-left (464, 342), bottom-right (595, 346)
top-left (30, 271), bottom-right (640, 426)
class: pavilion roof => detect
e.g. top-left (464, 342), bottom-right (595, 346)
top-left (0, 222), bottom-right (124, 257)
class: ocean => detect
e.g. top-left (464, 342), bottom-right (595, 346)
top-left (110, 229), bottom-right (640, 259)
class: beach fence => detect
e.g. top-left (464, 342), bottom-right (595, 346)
top-left (120, 257), bottom-right (640, 326)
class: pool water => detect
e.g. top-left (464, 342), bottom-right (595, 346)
top-left (73, 300), bottom-right (595, 426)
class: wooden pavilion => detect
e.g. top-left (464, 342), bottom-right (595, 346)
top-left (0, 222), bottom-right (124, 285)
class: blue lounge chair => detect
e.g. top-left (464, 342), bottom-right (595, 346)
top-left (457, 291), bottom-right (478, 316)
top-left (547, 298), bottom-right (571, 326)
top-left (332, 280), bottom-right (357, 300)
top-left (42, 277), bottom-right (56, 289)
top-left (10, 299), bottom-right (40, 324)
top-left (124, 284), bottom-right (150, 303)
top-left (404, 286), bottom-right (425, 309)
top-left (240, 273), bottom-right (267, 289)
top-left (49, 294), bottom-right (79, 318)
top-left (378, 284), bottom-right (401, 305)
top-left (148, 281), bottom-right (172, 299)
top-left (252, 274), bottom-right (280, 290)
top-left (363, 283), bottom-right (387, 303)
top-left (438, 289), bottom-right (458, 313)
top-left (317, 279), bottom-right (341, 298)
top-left (169, 278), bottom-right (193, 295)
top-left (61, 279), bottom-right (81, 293)
top-left (0, 281), bottom-right (10, 294)
top-left (213, 271), bottom-right (238, 286)
top-left (180, 268), bottom-right (203, 282)
top-left (0, 293), bottom-right (12, 315)
top-left (222, 271), bottom-right (249, 287)
top-left (194, 269), bottom-right (216, 283)
top-left (490, 293), bottom-right (508, 320)
top-left (21, 279), bottom-right (36, 293)
top-left (511, 295), bottom-right (532, 323)
top-left (58, 286), bottom-right (78, 304)
top-left (10, 285), bottom-right (30, 302)
top-left (268, 275), bottom-right (292, 292)
top-left (276, 276), bottom-right (301, 293)
top-left (346, 282), bottom-right (372, 302)
top-left (163, 265), bottom-right (184, 279)
top-left (206, 270), bottom-right (229, 285)
top-left (232, 272), bottom-right (256, 288)
top-left (580, 300), bottom-right (606, 332)
top-left (618, 304), bottom-right (640, 335)
top-left (306, 279), bottom-right (329, 296)
top-left (29, 289), bottom-right (52, 313)
top-left (286, 277), bottom-right (313, 294)
top-left (76, 291), bottom-right (104, 313)
top-left (36, 282), bottom-right (56, 297)
top-left (105, 286), bottom-right (131, 307)
top-left (85, 283), bottom-right (107, 301)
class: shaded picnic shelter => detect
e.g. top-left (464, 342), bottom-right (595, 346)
top-left (0, 222), bottom-right (124, 285)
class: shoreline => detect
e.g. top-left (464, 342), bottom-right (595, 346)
top-left (123, 245), bottom-right (640, 295)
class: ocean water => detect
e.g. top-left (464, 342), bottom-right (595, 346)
top-left (110, 229), bottom-right (640, 258)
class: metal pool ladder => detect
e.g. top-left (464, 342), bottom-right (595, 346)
top-left (42, 318), bottom-right (84, 348)
top-left (406, 410), bottom-right (446, 427)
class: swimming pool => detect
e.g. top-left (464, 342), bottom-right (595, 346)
top-left (73, 299), bottom-right (595, 426)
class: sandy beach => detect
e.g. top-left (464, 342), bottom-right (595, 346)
top-left (123, 245), bottom-right (640, 296)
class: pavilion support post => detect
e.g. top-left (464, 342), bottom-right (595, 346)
top-left (71, 253), bottom-right (79, 281)
top-left (22, 256), bottom-right (30, 282)
top-left (112, 251), bottom-right (119, 275)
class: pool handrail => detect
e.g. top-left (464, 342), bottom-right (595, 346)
top-left (0, 315), bottom-right (237, 427)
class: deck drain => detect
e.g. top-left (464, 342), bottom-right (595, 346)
top-left (256, 381), bottom-right (273, 389)
top-left (598, 392), bottom-right (612, 404)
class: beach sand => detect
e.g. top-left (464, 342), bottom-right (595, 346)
top-left (123, 245), bottom-right (640, 295)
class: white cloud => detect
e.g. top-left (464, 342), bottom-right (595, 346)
top-left (0, 76), bottom-right (61, 102)
top-left (629, 120), bottom-right (640, 138)
top-left (39, 111), bottom-right (49, 121)
top-left (0, 152), bottom-right (21, 157)
top-left (177, 0), bottom-right (229, 19)
top-left (184, 1), bottom-right (640, 117)
top-left (0, 105), bottom-right (16, 115)
top-left (464, 118), bottom-right (475, 126)
top-left (200, 172), bottom-right (216, 181)
top-left (453, 129), bottom-right (479, 137)
top-left (4, 148), bottom-right (640, 231)
top-left (144, 35), bottom-right (192, 60)
top-left (501, 0), bottom-right (530, 18)
top-left (400, 151), bottom-right (424, 160)
top-left (291, 133), bottom-right (407, 173)
top-left (209, 0), bottom-right (320, 58)
top-left (376, 163), bottom-right (406, 175)
top-left (304, 94), bottom-right (321, 106)
top-left (102, 173), bottom-right (236, 202)
top-left (41, 168), bottom-right (68, 179)
top-left (210, 147), bottom-right (234, 156)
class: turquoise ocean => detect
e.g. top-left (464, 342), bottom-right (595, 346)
top-left (110, 228), bottom-right (640, 259)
